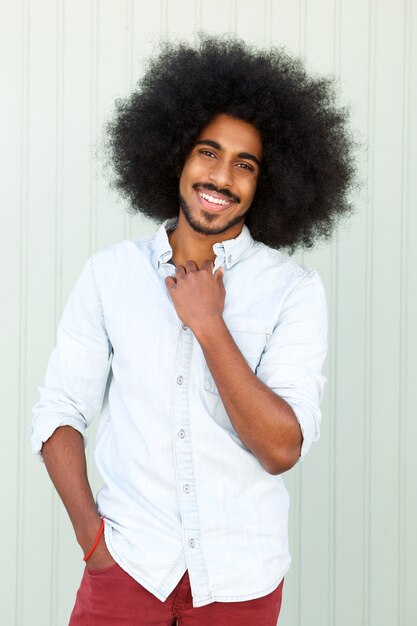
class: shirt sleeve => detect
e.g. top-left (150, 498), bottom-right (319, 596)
top-left (31, 255), bottom-right (112, 460)
top-left (255, 269), bottom-right (328, 463)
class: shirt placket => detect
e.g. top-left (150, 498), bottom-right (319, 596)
top-left (171, 321), bottom-right (210, 602)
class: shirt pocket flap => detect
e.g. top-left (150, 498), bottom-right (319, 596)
top-left (204, 326), bottom-right (269, 394)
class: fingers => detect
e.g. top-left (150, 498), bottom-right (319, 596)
top-left (165, 276), bottom-right (177, 289)
top-left (201, 259), bottom-right (223, 279)
top-left (175, 265), bottom-right (186, 279)
top-left (175, 261), bottom-right (198, 278)
top-left (200, 259), bottom-right (214, 272)
top-left (185, 260), bottom-right (199, 272)
top-left (168, 259), bottom-right (222, 284)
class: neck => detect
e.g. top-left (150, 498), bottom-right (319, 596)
top-left (168, 212), bottom-right (243, 268)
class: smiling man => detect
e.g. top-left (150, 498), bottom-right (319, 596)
top-left (31, 34), bottom-right (356, 625)
top-left (172, 114), bottom-right (262, 262)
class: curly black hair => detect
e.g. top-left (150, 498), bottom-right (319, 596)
top-left (104, 33), bottom-right (358, 252)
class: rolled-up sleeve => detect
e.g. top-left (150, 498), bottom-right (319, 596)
top-left (31, 255), bottom-right (112, 459)
top-left (256, 269), bottom-right (328, 462)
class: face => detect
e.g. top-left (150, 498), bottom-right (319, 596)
top-left (178, 113), bottom-right (262, 237)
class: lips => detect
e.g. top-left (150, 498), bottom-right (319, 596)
top-left (195, 189), bottom-right (234, 211)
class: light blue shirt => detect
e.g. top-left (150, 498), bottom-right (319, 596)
top-left (31, 217), bottom-right (328, 608)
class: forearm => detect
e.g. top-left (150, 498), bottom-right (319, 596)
top-left (41, 425), bottom-right (101, 552)
top-left (194, 318), bottom-right (302, 475)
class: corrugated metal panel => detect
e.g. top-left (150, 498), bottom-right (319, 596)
top-left (0, 1), bottom-right (415, 624)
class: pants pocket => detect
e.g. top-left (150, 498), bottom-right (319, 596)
top-left (86, 562), bottom-right (120, 576)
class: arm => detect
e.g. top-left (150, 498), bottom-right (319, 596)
top-left (41, 425), bottom-right (115, 568)
top-left (193, 319), bottom-right (302, 474)
top-left (32, 255), bottom-right (114, 567)
top-left (165, 259), bottom-right (306, 475)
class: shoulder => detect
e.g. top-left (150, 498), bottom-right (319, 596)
top-left (91, 231), bottom-right (156, 267)
top-left (248, 242), bottom-right (327, 332)
top-left (250, 239), bottom-right (321, 293)
top-left (93, 232), bottom-right (156, 260)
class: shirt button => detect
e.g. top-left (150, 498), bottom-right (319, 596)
top-left (182, 323), bottom-right (188, 331)
top-left (177, 376), bottom-right (184, 385)
top-left (188, 538), bottom-right (195, 548)
top-left (227, 254), bottom-right (232, 264)
top-left (183, 484), bottom-right (190, 493)
top-left (178, 429), bottom-right (185, 438)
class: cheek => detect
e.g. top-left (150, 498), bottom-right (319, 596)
top-left (179, 160), bottom-right (205, 189)
top-left (242, 180), bottom-right (258, 203)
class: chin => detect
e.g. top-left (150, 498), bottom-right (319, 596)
top-left (179, 196), bottom-right (247, 236)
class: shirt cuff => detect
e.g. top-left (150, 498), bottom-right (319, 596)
top-left (290, 403), bottom-right (321, 463)
top-left (31, 414), bottom-right (87, 461)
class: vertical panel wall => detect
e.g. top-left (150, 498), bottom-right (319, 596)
top-left (0, 1), bottom-right (26, 624)
top-left (1, 1), bottom-right (416, 624)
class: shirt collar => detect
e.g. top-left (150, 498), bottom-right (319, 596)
top-left (153, 217), bottom-right (254, 270)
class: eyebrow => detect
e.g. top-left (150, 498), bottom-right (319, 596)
top-left (195, 139), bottom-right (261, 168)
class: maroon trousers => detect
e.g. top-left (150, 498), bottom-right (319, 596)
top-left (69, 564), bottom-right (284, 626)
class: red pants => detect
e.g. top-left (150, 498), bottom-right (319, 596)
top-left (69, 564), bottom-right (283, 625)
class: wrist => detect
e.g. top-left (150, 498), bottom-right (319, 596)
top-left (75, 515), bottom-right (103, 554)
top-left (82, 517), bottom-right (105, 562)
top-left (191, 314), bottom-right (226, 342)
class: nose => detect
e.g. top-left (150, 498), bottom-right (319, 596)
top-left (208, 159), bottom-right (234, 189)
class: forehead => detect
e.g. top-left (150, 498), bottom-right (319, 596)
top-left (196, 114), bottom-right (262, 157)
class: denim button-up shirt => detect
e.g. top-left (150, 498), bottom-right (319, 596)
top-left (31, 217), bottom-right (328, 607)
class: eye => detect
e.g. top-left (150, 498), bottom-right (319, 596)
top-left (199, 149), bottom-right (216, 158)
top-left (236, 162), bottom-right (254, 172)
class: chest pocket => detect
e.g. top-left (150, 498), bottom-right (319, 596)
top-left (203, 326), bottom-right (269, 451)
top-left (204, 327), bottom-right (268, 394)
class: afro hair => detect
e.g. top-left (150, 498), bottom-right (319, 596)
top-left (104, 33), bottom-right (358, 252)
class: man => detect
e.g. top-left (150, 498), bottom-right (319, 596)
top-left (31, 34), bottom-right (356, 625)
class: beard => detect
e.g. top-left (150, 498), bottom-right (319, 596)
top-left (179, 194), bottom-right (250, 236)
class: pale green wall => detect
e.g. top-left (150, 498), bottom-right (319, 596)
top-left (1, 1), bottom-right (416, 624)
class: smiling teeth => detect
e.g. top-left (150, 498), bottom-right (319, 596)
top-left (200, 192), bottom-right (230, 206)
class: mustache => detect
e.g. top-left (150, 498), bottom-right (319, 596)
top-left (192, 182), bottom-right (240, 204)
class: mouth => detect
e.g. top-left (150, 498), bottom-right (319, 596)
top-left (195, 189), bottom-right (235, 212)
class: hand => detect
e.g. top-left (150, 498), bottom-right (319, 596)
top-left (80, 519), bottom-right (117, 570)
top-left (85, 534), bottom-right (117, 570)
top-left (165, 260), bottom-right (225, 333)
